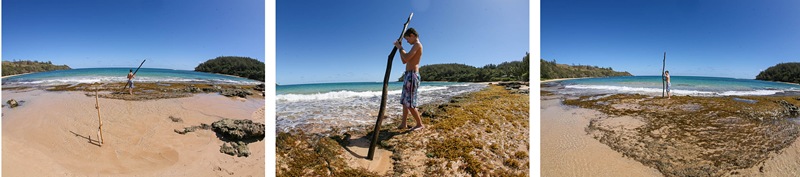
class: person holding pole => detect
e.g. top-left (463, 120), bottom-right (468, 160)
top-left (665, 70), bottom-right (671, 99)
top-left (393, 28), bottom-right (424, 131)
top-left (127, 69), bottom-right (136, 95)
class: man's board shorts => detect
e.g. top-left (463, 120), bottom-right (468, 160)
top-left (401, 71), bottom-right (420, 108)
top-left (127, 80), bottom-right (135, 88)
top-left (666, 82), bottom-right (671, 92)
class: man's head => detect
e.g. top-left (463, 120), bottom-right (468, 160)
top-left (403, 28), bottom-right (418, 44)
top-left (130, 69), bottom-right (133, 73)
top-left (665, 70), bottom-right (669, 75)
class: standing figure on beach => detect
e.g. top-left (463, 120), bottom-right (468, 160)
top-left (393, 28), bottom-right (425, 131)
top-left (127, 69), bottom-right (136, 95)
top-left (665, 70), bottom-right (671, 99)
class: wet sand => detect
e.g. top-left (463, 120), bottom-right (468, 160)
top-left (2, 89), bottom-right (265, 176)
top-left (541, 95), bottom-right (662, 177)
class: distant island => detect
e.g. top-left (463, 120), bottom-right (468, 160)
top-left (195, 56), bottom-right (265, 82)
top-left (2, 60), bottom-right (71, 76)
top-left (756, 62), bottom-right (800, 84)
top-left (400, 53), bottom-right (529, 82)
top-left (540, 59), bottom-right (632, 80)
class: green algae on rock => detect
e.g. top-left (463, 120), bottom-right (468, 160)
top-left (563, 94), bottom-right (800, 177)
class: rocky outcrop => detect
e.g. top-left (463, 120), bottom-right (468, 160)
top-left (211, 118), bottom-right (265, 141)
top-left (169, 116), bottom-right (183, 123)
top-left (220, 141), bottom-right (250, 157)
top-left (491, 82), bottom-right (529, 94)
top-left (776, 100), bottom-right (799, 117)
top-left (174, 118), bottom-right (264, 157)
top-left (6, 99), bottom-right (19, 108)
top-left (174, 123), bottom-right (211, 134)
top-left (220, 88), bottom-right (253, 98)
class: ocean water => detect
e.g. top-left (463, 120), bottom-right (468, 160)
top-left (276, 82), bottom-right (487, 133)
top-left (1, 68), bottom-right (263, 86)
top-left (553, 76), bottom-right (800, 96)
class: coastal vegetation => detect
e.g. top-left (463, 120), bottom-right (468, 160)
top-left (195, 56), bottom-right (265, 82)
top-left (540, 59), bottom-right (632, 80)
top-left (755, 62), bottom-right (800, 84)
top-left (2, 60), bottom-right (71, 76)
top-left (399, 53), bottom-right (529, 82)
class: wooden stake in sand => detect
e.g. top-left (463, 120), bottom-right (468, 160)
top-left (662, 52), bottom-right (666, 98)
top-left (369, 12), bottom-right (413, 160)
top-left (95, 83), bottom-right (104, 146)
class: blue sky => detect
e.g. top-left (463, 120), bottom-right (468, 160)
top-left (277, 0), bottom-right (529, 85)
top-left (542, 0), bottom-right (800, 79)
top-left (2, 0), bottom-right (265, 70)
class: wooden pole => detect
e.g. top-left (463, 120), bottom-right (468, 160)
top-left (122, 59), bottom-right (146, 90)
top-left (96, 83), bottom-right (104, 145)
top-left (662, 52), bottom-right (666, 98)
top-left (368, 13), bottom-right (413, 160)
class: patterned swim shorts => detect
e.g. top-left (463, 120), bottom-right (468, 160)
top-left (401, 71), bottom-right (420, 108)
top-left (666, 82), bottom-right (671, 92)
top-left (127, 80), bottom-right (135, 88)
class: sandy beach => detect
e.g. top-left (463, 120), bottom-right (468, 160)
top-left (541, 83), bottom-right (800, 177)
top-left (541, 93), bottom-right (662, 176)
top-left (2, 88), bottom-right (265, 176)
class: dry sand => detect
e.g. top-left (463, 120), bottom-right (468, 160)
top-left (540, 95), bottom-right (662, 177)
top-left (736, 131), bottom-right (800, 176)
top-left (2, 90), bottom-right (265, 176)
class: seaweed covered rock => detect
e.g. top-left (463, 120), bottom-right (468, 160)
top-left (220, 141), bottom-right (250, 157)
top-left (211, 118), bottom-right (265, 141)
top-left (184, 85), bottom-right (202, 93)
top-left (220, 89), bottom-right (253, 98)
top-left (254, 83), bottom-right (265, 92)
top-left (776, 100), bottom-right (800, 117)
top-left (174, 123), bottom-right (211, 134)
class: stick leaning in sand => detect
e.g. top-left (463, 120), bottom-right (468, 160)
top-left (95, 83), bottom-right (104, 145)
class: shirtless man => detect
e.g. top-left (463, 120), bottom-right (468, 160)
top-left (665, 70), bottom-right (671, 99)
top-left (393, 28), bottom-right (424, 131)
top-left (127, 69), bottom-right (136, 95)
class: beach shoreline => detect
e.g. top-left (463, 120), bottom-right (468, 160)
top-left (1, 72), bottom-right (35, 79)
top-left (277, 84), bottom-right (530, 176)
top-left (541, 84), bottom-right (800, 176)
top-left (2, 86), bottom-right (266, 176)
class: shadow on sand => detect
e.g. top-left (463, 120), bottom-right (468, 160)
top-left (69, 130), bottom-right (102, 147)
top-left (335, 127), bottom-right (412, 159)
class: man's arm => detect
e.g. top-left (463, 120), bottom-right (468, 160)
top-left (399, 43), bottom-right (420, 64)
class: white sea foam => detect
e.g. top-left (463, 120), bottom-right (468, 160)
top-left (718, 90), bottom-right (782, 96)
top-left (276, 86), bottom-right (448, 102)
top-left (276, 83), bottom-right (486, 133)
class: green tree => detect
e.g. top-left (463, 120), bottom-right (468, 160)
top-left (195, 56), bottom-right (265, 82)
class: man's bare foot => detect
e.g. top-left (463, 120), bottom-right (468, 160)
top-left (397, 124), bottom-right (410, 130)
top-left (411, 125), bottom-right (425, 131)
